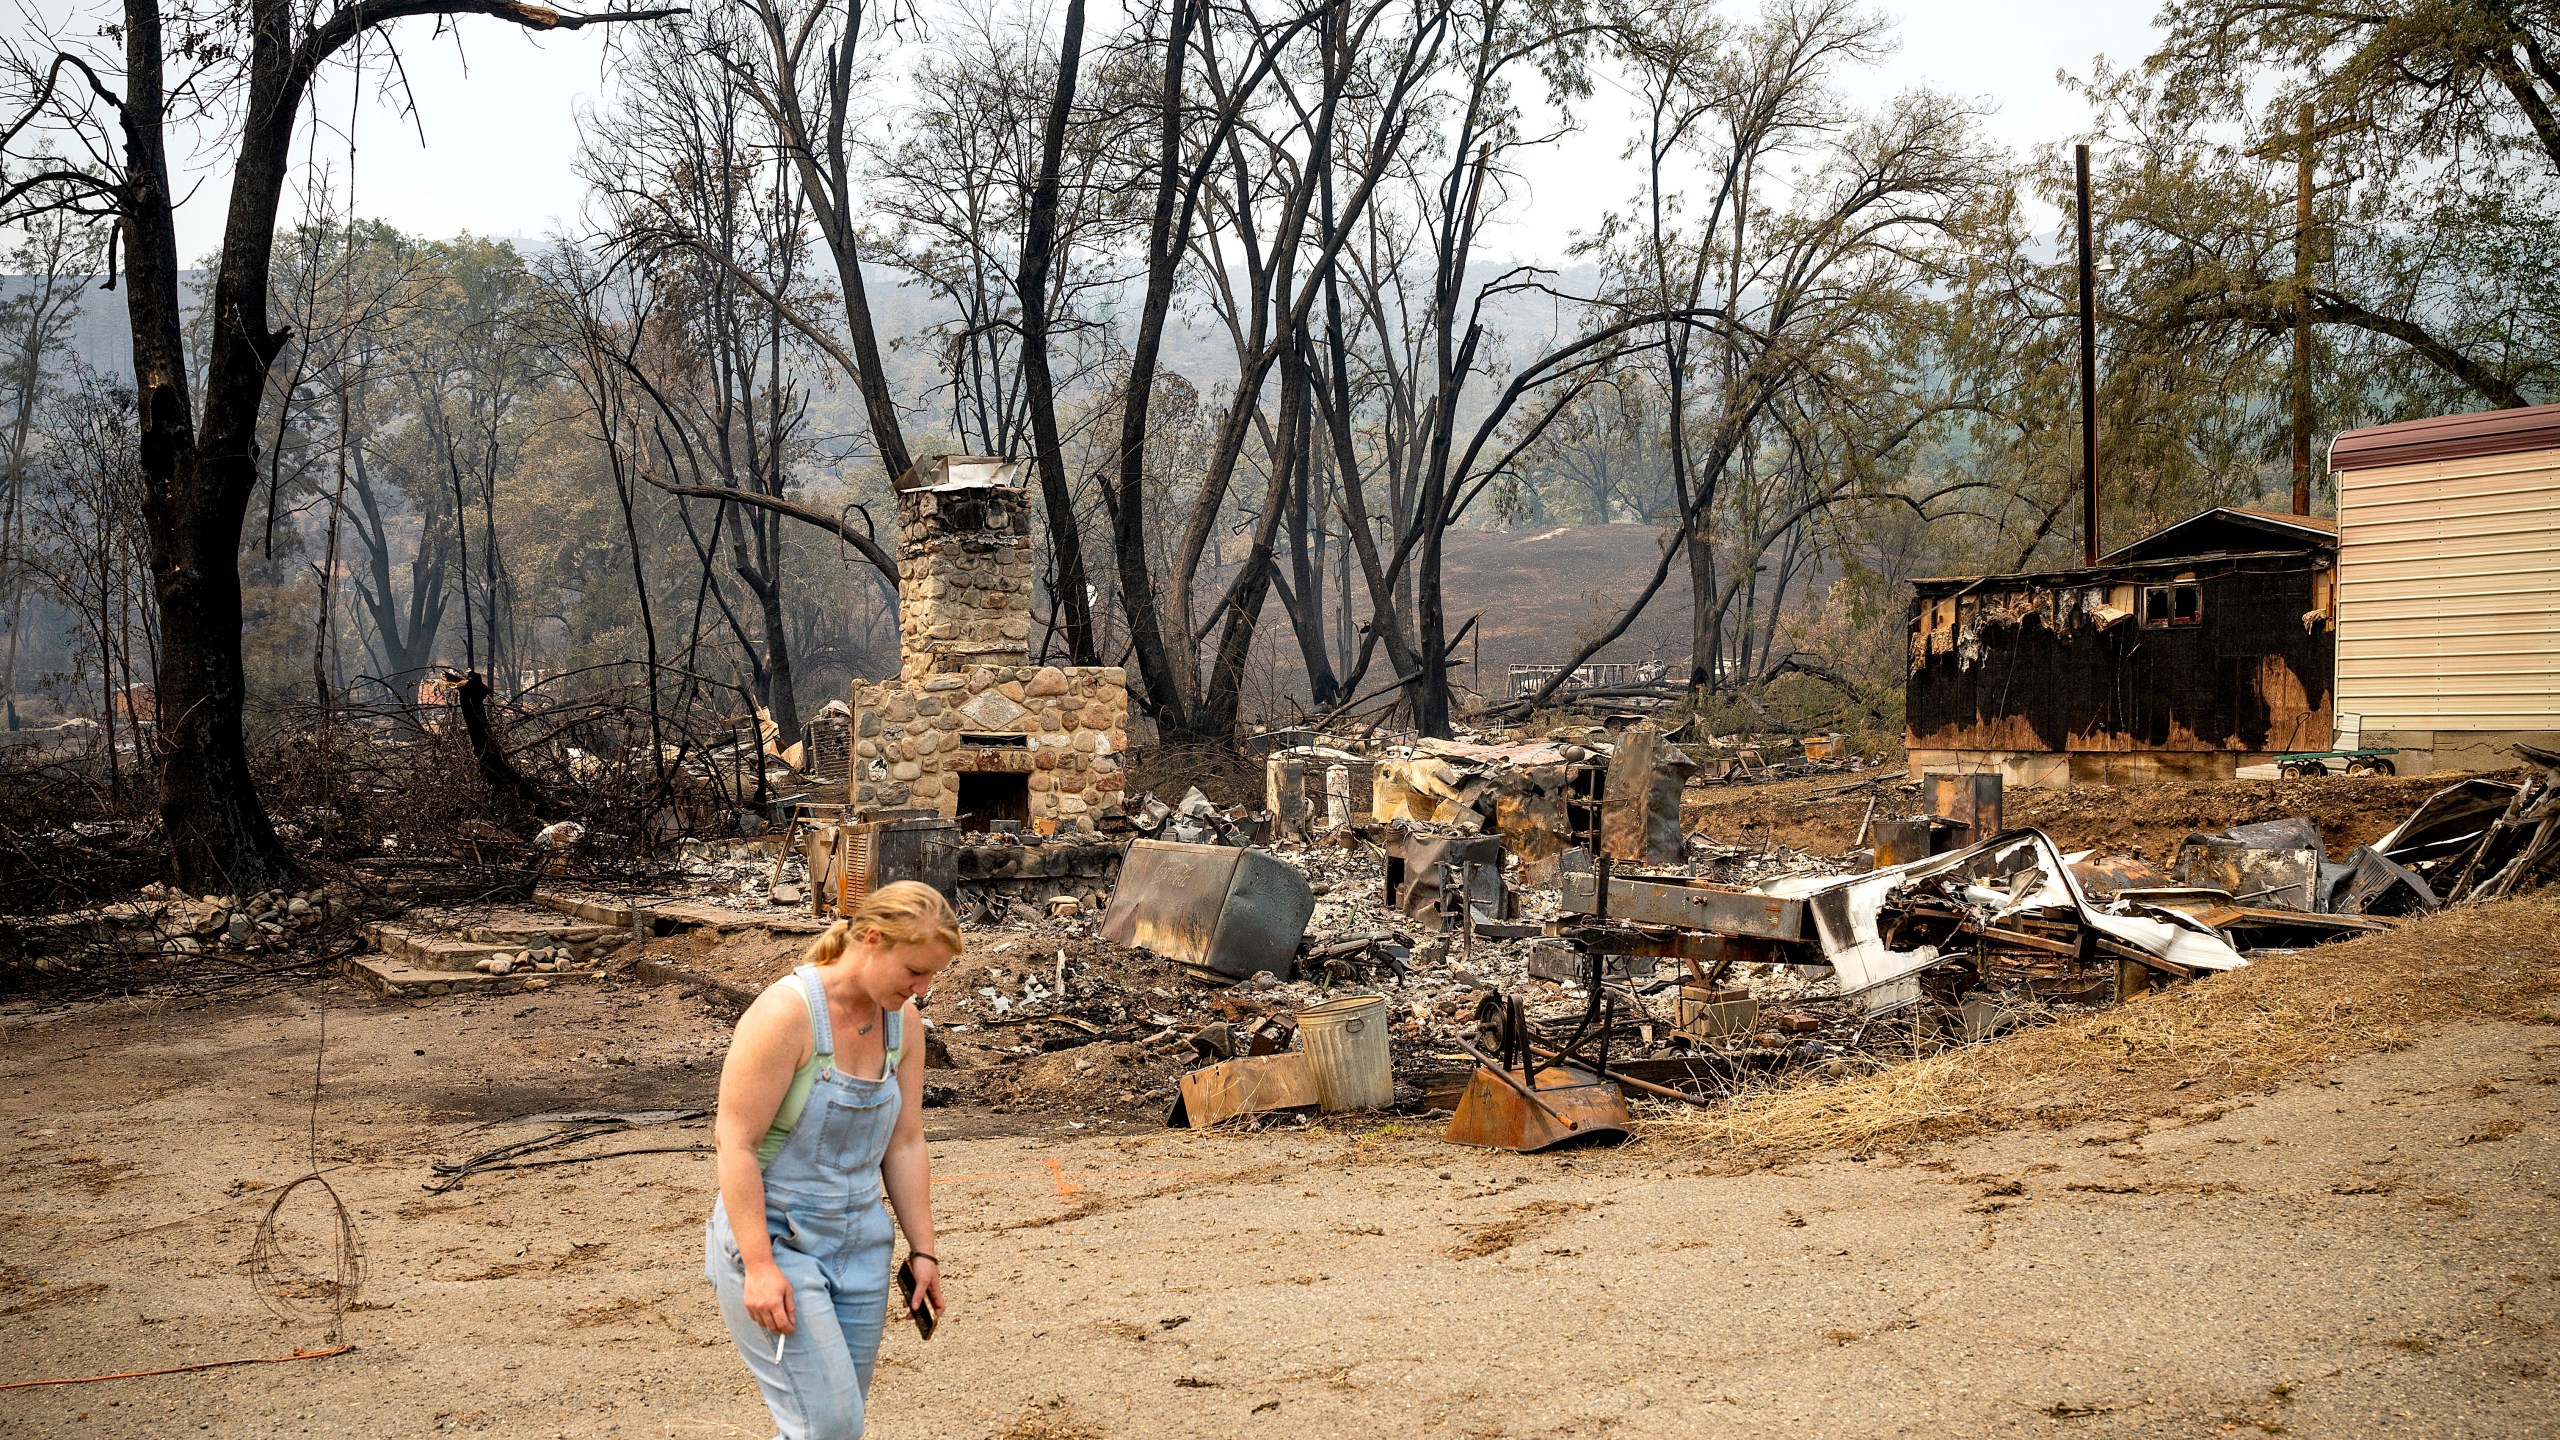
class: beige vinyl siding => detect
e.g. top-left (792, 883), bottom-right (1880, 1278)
top-left (2334, 444), bottom-right (2560, 732)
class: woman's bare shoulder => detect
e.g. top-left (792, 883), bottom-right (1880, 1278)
top-left (732, 976), bottom-right (815, 1056)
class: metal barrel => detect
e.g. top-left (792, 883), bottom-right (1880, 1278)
top-left (1296, 994), bottom-right (1394, 1112)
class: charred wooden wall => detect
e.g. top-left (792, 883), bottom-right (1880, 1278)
top-left (1906, 557), bottom-right (2334, 756)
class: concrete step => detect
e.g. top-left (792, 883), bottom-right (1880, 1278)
top-left (340, 953), bottom-right (586, 999)
top-left (365, 923), bottom-right (605, 974)
top-left (534, 888), bottom-right (831, 938)
top-left (535, 890), bottom-right (646, 929)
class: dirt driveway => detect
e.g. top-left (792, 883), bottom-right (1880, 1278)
top-left (2, 977), bottom-right (2555, 1439)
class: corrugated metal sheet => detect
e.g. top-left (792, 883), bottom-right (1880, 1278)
top-left (2335, 444), bottom-right (2560, 732)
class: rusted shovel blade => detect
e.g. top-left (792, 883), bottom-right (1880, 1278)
top-left (1443, 1064), bottom-right (1631, 1153)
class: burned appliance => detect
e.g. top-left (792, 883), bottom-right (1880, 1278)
top-left (1099, 839), bottom-right (1317, 981)
top-left (805, 812), bottom-right (960, 913)
top-left (1382, 830), bottom-right (1509, 934)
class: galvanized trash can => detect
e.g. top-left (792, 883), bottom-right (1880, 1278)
top-left (1297, 994), bottom-right (1393, 1112)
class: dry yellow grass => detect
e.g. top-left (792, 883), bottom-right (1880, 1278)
top-left (1645, 892), bottom-right (2560, 1170)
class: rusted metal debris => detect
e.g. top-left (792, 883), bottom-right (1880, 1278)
top-left (1099, 840), bottom-right (1316, 982)
top-left (1382, 830), bottom-right (1507, 934)
top-left (803, 812), bottom-right (958, 913)
top-left (1599, 725), bottom-right (1695, 865)
top-left (1557, 868), bottom-right (1807, 941)
top-left (1171, 1052), bottom-right (1320, 1128)
top-left (1443, 1060), bottom-right (1631, 1152)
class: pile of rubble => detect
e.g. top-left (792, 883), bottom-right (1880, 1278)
top-left (2363, 744), bottom-right (2560, 905)
top-left (994, 742), bottom-right (2560, 1152)
top-left (4, 881), bottom-right (349, 972)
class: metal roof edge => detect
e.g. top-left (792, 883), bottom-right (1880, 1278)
top-left (2330, 401), bottom-right (2560, 472)
top-left (1910, 547), bottom-right (2333, 594)
top-left (2095, 505), bottom-right (2338, 564)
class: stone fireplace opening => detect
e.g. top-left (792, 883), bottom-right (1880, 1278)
top-left (850, 455), bottom-right (1132, 833)
top-left (956, 771), bottom-right (1032, 830)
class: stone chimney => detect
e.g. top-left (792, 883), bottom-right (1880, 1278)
top-left (894, 456), bottom-right (1032, 681)
top-left (852, 453), bottom-right (1130, 830)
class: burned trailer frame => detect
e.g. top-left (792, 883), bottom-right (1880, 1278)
top-left (1906, 508), bottom-right (2338, 787)
top-left (1541, 832), bottom-right (2246, 1020)
top-left (1768, 828), bottom-right (2249, 1014)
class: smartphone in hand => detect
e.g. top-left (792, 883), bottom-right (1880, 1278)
top-left (896, 1256), bottom-right (938, 1341)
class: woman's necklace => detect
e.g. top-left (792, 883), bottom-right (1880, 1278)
top-left (829, 988), bottom-right (877, 1040)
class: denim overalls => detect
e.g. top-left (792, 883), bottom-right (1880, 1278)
top-left (706, 964), bottom-right (905, 1440)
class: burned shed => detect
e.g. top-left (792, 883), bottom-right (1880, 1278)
top-left (1906, 507), bottom-right (2337, 786)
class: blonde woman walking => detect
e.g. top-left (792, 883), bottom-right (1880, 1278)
top-left (707, 881), bottom-right (960, 1439)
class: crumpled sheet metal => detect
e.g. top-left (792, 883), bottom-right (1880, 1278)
top-left (2374, 778), bottom-right (2523, 866)
top-left (2318, 845), bottom-right (2438, 916)
top-left (1412, 737), bottom-right (1588, 768)
top-left (1371, 756), bottom-right (1482, 828)
top-left (1383, 831), bottom-right (1507, 933)
top-left (1489, 774), bottom-right (1572, 882)
top-left (1599, 725), bottom-right (1697, 865)
top-left (1766, 829), bottom-right (2246, 1014)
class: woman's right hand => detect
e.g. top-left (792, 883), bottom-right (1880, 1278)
top-left (744, 1258), bottom-right (796, 1336)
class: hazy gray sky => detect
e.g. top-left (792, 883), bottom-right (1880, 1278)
top-left (171, 2), bottom-right (2160, 262)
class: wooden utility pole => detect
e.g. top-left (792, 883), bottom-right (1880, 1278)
top-left (2291, 102), bottom-right (2315, 516)
top-left (2075, 143), bottom-right (2100, 566)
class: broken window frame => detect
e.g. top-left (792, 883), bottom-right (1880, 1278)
top-left (2140, 581), bottom-right (2203, 629)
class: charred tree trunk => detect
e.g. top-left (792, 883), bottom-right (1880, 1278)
top-left (1015, 0), bottom-right (1098, 666)
top-left (454, 670), bottom-right (559, 820)
top-left (1685, 507), bottom-right (1718, 691)
top-left (125, 0), bottom-right (296, 891)
top-left (103, 0), bottom-right (671, 890)
top-left (735, 512), bottom-right (800, 742)
top-left (1109, 0), bottom-right (1202, 735)
top-left (1282, 340), bottom-right (1340, 708)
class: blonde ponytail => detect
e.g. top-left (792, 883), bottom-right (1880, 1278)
top-left (806, 880), bottom-right (963, 966)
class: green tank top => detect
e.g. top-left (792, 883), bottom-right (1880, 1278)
top-left (755, 972), bottom-right (903, 1166)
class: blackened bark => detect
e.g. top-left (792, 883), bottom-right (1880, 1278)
top-left (454, 670), bottom-right (560, 820)
top-left (1202, 335), bottom-right (1309, 729)
top-left (126, 0), bottom-right (297, 892)
top-left (1109, 0), bottom-right (1201, 732)
top-left (734, 511), bottom-right (801, 742)
top-left (105, 0), bottom-right (674, 890)
top-left (1685, 502), bottom-right (1718, 691)
top-left (1282, 338), bottom-right (1339, 706)
top-left (1317, 261), bottom-right (1424, 697)
top-left (1015, 0), bottom-right (1098, 666)
top-left (743, 0), bottom-right (915, 484)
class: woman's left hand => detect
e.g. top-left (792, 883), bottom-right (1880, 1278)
top-left (908, 1253), bottom-right (946, 1319)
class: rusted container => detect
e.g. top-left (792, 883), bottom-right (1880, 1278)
top-left (1099, 840), bottom-right (1315, 981)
